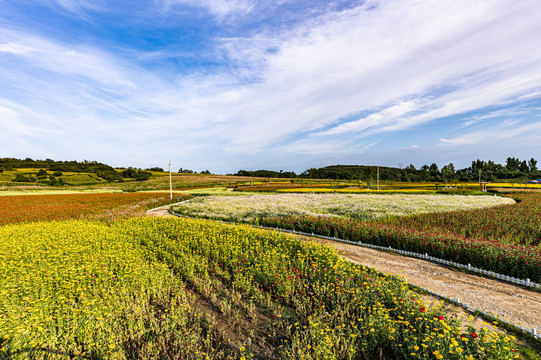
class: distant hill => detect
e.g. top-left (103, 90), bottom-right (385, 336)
top-left (0, 157), bottom-right (122, 182)
top-left (234, 158), bottom-right (540, 182)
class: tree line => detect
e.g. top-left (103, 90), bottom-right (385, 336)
top-left (232, 157), bottom-right (540, 182)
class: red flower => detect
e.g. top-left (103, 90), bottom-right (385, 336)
top-left (471, 332), bottom-right (478, 338)
top-left (437, 315), bottom-right (444, 321)
top-left (420, 306), bottom-right (426, 312)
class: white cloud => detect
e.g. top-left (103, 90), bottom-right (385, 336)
top-left (206, 0), bottom-right (541, 151)
top-left (2, 0), bottom-right (541, 171)
top-left (160, 0), bottom-right (256, 19)
top-left (440, 120), bottom-right (541, 146)
top-left (0, 30), bottom-right (136, 90)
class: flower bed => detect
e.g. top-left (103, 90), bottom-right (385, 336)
top-left (260, 215), bottom-right (541, 282)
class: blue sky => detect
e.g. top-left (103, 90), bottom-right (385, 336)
top-left (1, 0), bottom-right (540, 174)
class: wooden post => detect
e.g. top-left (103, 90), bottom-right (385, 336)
top-left (169, 161), bottom-right (172, 200)
top-left (377, 165), bottom-right (380, 190)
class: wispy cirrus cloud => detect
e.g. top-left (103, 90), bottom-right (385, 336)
top-left (159, 0), bottom-right (257, 19)
top-left (440, 119), bottom-right (541, 146)
top-left (1, 0), bottom-right (541, 172)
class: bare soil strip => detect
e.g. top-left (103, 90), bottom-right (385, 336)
top-left (147, 208), bottom-right (541, 336)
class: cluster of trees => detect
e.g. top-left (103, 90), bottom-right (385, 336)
top-left (12, 169), bottom-right (65, 186)
top-left (234, 169), bottom-right (298, 178)
top-left (121, 168), bottom-right (151, 181)
top-left (233, 157), bottom-right (540, 183)
top-left (0, 157), bottom-right (122, 182)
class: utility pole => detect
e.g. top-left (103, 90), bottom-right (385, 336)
top-left (169, 160), bottom-right (172, 200)
top-left (377, 165), bottom-right (380, 190)
top-left (478, 169), bottom-right (481, 184)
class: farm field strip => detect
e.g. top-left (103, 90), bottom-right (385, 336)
top-left (0, 192), bottom-right (190, 225)
top-left (385, 193), bottom-right (541, 247)
top-left (1, 216), bottom-right (520, 359)
top-left (0, 189), bottom-right (121, 196)
top-left (0, 220), bottom-right (224, 359)
top-left (170, 193), bottom-right (514, 222)
top-left (276, 188), bottom-right (437, 194)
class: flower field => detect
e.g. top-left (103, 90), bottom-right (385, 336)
top-left (0, 216), bottom-right (518, 359)
top-left (0, 192), bottom-right (190, 225)
top-left (170, 192), bottom-right (541, 282)
top-left (386, 193), bottom-right (541, 247)
top-left (276, 188), bottom-right (436, 194)
top-left (260, 215), bottom-right (541, 282)
top-left (170, 193), bottom-right (514, 222)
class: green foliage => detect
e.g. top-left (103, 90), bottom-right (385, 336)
top-left (235, 169), bottom-right (297, 178)
top-left (12, 174), bottom-right (36, 183)
top-left (122, 167), bottom-right (152, 181)
top-left (177, 167), bottom-right (194, 173)
top-left (96, 169), bottom-right (122, 182)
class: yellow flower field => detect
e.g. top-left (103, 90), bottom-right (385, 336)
top-left (0, 216), bottom-right (518, 359)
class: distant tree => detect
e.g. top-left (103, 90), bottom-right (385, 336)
top-left (134, 171), bottom-right (151, 181)
top-left (122, 167), bottom-right (137, 178)
top-left (419, 165), bottom-right (430, 181)
top-left (506, 157), bottom-right (520, 172)
top-left (13, 174), bottom-right (36, 183)
top-left (528, 158), bottom-right (538, 172)
top-left (37, 169), bottom-right (48, 177)
top-left (441, 168), bottom-right (451, 186)
top-left (146, 167), bottom-right (164, 172)
top-left (53, 171), bottom-right (62, 177)
top-left (201, 170), bottom-right (211, 174)
top-left (178, 168), bottom-right (194, 174)
top-left (97, 170), bottom-right (122, 182)
top-left (13, 174), bottom-right (27, 182)
top-left (519, 160), bottom-right (529, 173)
top-left (122, 167), bottom-right (151, 181)
top-left (429, 163), bottom-right (439, 177)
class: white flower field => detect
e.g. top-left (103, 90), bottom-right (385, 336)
top-left (171, 193), bottom-right (515, 222)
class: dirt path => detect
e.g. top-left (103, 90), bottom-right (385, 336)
top-left (147, 208), bottom-right (541, 334)
top-left (302, 236), bottom-right (541, 332)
